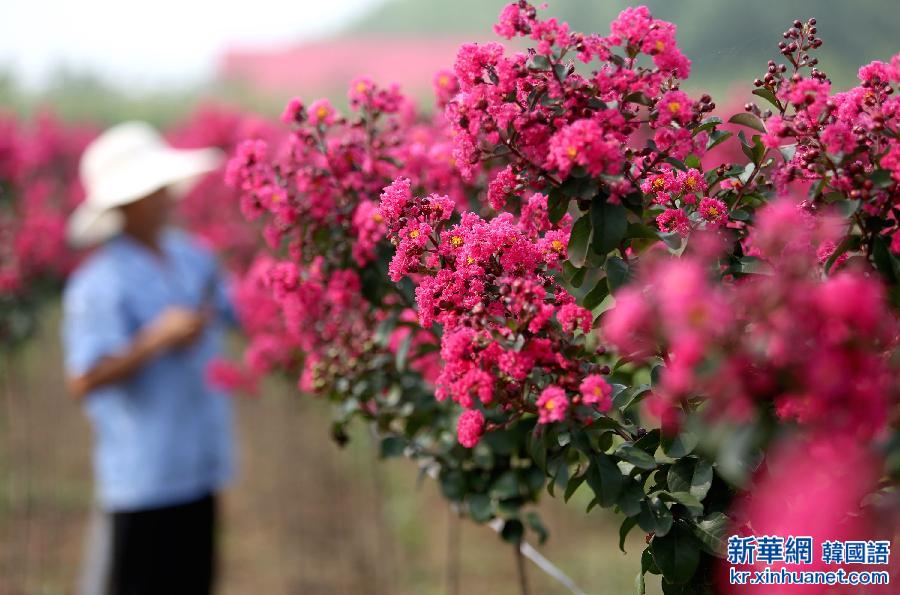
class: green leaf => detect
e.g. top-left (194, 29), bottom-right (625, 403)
top-left (691, 118), bottom-right (721, 136)
top-left (586, 453), bottom-right (624, 507)
top-left (737, 160), bottom-right (755, 184)
top-left (490, 471), bottom-right (520, 499)
top-left (684, 154), bottom-right (702, 170)
top-left (528, 432), bottom-right (548, 472)
top-left (715, 424), bottom-right (759, 486)
top-left (635, 571), bottom-right (646, 595)
top-left (560, 175), bottom-right (600, 197)
top-left (750, 134), bottom-right (765, 165)
top-left (872, 235), bottom-right (900, 283)
top-left (657, 231), bottom-right (683, 251)
top-left (657, 491), bottom-right (704, 517)
top-left (666, 457), bottom-right (713, 501)
top-left (616, 444), bottom-right (657, 470)
top-left (661, 430), bottom-right (699, 458)
top-left (728, 112), bottom-right (766, 133)
top-left (591, 199), bottom-right (628, 255)
top-left (706, 130), bottom-right (732, 151)
top-left (467, 493), bottom-right (493, 523)
top-left (472, 442), bottom-right (495, 470)
top-left (594, 417), bottom-right (628, 434)
top-left (567, 214), bottom-right (592, 268)
top-left (638, 496), bottom-right (673, 536)
top-left (734, 256), bottom-right (772, 275)
top-left (582, 278), bottom-right (610, 310)
top-left (751, 88), bottom-right (779, 108)
top-left (395, 332), bottom-right (413, 371)
top-left (527, 55), bottom-right (551, 71)
top-left (870, 169), bottom-right (892, 188)
top-left (834, 199), bottom-right (861, 218)
top-left (564, 471), bottom-right (586, 502)
top-left (379, 436), bottom-right (406, 458)
top-left (614, 383), bottom-right (651, 411)
top-left (501, 519), bottom-right (525, 544)
top-left (624, 91), bottom-right (653, 106)
top-left (524, 465), bottom-right (545, 493)
top-left (440, 470), bottom-right (466, 502)
top-left (778, 143), bottom-right (797, 163)
top-left (690, 460), bottom-right (713, 501)
top-left (651, 523), bottom-right (701, 585)
top-left (562, 260), bottom-right (578, 282)
top-left (525, 511), bottom-right (549, 544)
top-left (665, 157), bottom-right (687, 171)
top-left (824, 235), bottom-right (856, 274)
top-left (667, 458), bottom-right (695, 494)
top-left (574, 267), bottom-right (592, 289)
top-left (689, 513), bottom-right (730, 557)
top-left (626, 222), bottom-right (660, 240)
top-left (620, 516), bottom-right (639, 553)
top-left (553, 63), bottom-right (569, 83)
top-left (606, 256), bottom-right (632, 293)
top-left (634, 429), bottom-right (661, 455)
top-left (738, 132), bottom-right (765, 165)
top-left (548, 190), bottom-right (569, 224)
top-left (618, 477), bottom-right (645, 517)
top-left (642, 547), bottom-right (661, 575)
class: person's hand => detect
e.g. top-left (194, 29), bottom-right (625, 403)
top-left (66, 307), bottom-right (209, 400)
top-left (142, 307), bottom-right (207, 352)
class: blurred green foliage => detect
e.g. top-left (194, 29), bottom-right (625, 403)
top-left (351, 0), bottom-right (899, 89)
top-left (0, 69), bottom-right (285, 127)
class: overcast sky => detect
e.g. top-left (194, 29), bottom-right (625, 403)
top-left (0, 0), bottom-right (384, 89)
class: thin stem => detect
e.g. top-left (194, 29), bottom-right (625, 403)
top-left (445, 507), bottom-right (461, 595)
top-left (1, 351), bottom-right (18, 592)
top-left (515, 542), bottom-right (530, 595)
top-left (732, 151), bottom-right (768, 205)
top-left (499, 136), bottom-right (562, 188)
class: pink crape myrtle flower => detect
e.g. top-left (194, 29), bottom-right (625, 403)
top-left (457, 409), bottom-right (485, 448)
top-left (307, 99), bottom-right (337, 126)
top-left (698, 197), bottom-right (728, 227)
top-left (655, 90), bottom-right (694, 127)
top-left (579, 375), bottom-right (613, 411)
top-left (656, 208), bottom-right (691, 236)
top-left (536, 386), bottom-right (569, 424)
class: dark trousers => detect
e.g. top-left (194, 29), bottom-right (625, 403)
top-left (109, 494), bottom-right (216, 595)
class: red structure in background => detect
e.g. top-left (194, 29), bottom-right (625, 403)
top-left (219, 36), bottom-right (485, 97)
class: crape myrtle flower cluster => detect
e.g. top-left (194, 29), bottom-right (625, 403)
top-left (167, 104), bottom-right (280, 272)
top-left (226, 78), bottom-right (556, 548)
top-left (744, 19), bottom-right (900, 274)
top-left (444, 1), bottom-right (739, 243)
top-left (379, 177), bottom-right (612, 446)
top-left (224, 78), bottom-right (465, 402)
top-left (0, 112), bottom-right (95, 347)
top-left (0, 112), bottom-right (94, 294)
top-left (603, 202), bottom-right (898, 437)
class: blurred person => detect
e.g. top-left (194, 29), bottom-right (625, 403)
top-left (62, 122), bottom-right (237, 595)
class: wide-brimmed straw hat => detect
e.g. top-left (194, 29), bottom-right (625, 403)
top-left (67, 121), bottom-right (224, 247)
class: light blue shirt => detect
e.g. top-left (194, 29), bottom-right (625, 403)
top-left (62, 228), bottom-right (236, 512)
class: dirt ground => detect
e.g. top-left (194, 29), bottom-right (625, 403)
top-left (0, 305), bottom-right (660, 595)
